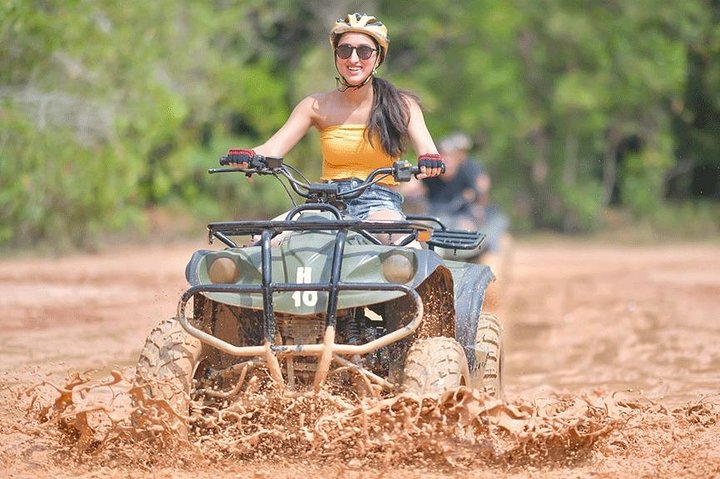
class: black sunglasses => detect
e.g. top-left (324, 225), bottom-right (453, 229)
top-left (335, 44), bottom-right (377, 60)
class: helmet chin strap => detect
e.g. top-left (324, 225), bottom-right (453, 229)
top-left (335, 73), bottom-right (374, 92)
top-left (334, 57), bottom-right (380, 92)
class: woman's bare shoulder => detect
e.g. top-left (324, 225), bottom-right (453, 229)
top-left (298, 89), bottom-right (336, 104)
top-left (297, 90), bottom-right (342, 128)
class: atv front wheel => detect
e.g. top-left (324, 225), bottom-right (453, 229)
top-left (134, 318), bottom-right (202, 432)
top-left (401, 337), bottom-right (470, 397)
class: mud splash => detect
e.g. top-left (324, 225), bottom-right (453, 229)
top-left (3, 368), bottom-right (718, 477)
top-left (3, 241), bottom-right (720, 478)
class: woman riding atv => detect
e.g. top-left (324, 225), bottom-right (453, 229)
top-left (226, 13), bottom-right (444, 226)
top-left (132, 15), bottom-right (504, 432)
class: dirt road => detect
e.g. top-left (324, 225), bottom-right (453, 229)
top-left (1, 238), bottom-right (718, 478)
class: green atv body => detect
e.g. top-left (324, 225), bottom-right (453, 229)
top-left (134, 159), bottom-right (504, 430)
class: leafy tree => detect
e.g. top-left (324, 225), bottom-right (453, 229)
top-left (1, 0), bottom-right (717, 250)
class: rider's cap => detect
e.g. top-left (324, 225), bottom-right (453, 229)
top-left (329, 13), bottom-right (389, 65)
top-left (438, 132), bottom-right (473, 153)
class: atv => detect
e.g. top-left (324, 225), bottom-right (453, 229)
top-left (134, 155), bottom-right (504, 424)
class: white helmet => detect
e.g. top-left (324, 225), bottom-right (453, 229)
top-left (329, 13), bottom-right (389, 65)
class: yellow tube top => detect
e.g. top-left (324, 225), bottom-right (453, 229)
top-left (320, 124), bottom-right (398, 186)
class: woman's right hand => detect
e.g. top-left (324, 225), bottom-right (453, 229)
top-left (225, 148), bottom-right (256, 167)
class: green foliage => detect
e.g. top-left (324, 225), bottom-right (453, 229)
top-left (1, 0), bottom-right (718, 250)
top-left (0, 102), bottom-right (139, 249)
top-left (621, 148), bottom-right (674, 218)
top-left (558, 181), bottom-right (605, 233)
top-left (166, 135), bottom-right (297, 221)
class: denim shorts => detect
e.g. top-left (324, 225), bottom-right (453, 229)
top-left (333, 179), bottom-right (405, 220)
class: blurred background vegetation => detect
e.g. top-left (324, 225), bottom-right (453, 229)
top-left (1, 0), bottom-right (718, 251)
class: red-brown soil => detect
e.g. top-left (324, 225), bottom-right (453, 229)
top-left (1, 238), bottom-right (718, 478)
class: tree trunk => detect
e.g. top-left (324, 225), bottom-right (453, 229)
top-left (601, 126), bottom-right (621, 207)
top-left (530, 127), bottom-right (550, 228)
top-left (562, 129), bottom-right (578, 187)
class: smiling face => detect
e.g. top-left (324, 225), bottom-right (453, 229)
top-left (334, 32), bottom-right (379, 86)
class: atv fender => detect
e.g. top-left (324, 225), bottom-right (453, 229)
top-left (447, 261), bottom-right (495, 371)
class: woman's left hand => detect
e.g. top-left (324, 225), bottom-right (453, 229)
top-left (417, 153), bottom-right (445, 178)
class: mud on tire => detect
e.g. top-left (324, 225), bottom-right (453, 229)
top-left (401, 336), bottom-right (470, 397)
top-left (475, 312), bottom-right (504, 399)
top-left (133, 318), bottom-right (202, 429)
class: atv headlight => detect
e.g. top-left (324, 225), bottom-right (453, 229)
top-left (208, 256), bottom-right (239, 283)
top-left (381, 252), bottom-right (416, 283)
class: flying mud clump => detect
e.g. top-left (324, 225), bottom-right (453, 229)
top-left (8, 369), bottom-right (642, 470)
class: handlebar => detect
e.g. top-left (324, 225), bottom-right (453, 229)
top-left (206, 155), bottom-right (485, 251)
top-left (209, 154), bottom-right (442, 204)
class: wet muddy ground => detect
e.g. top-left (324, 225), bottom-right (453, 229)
top-left (1, 237), bottom-right (718, 478)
